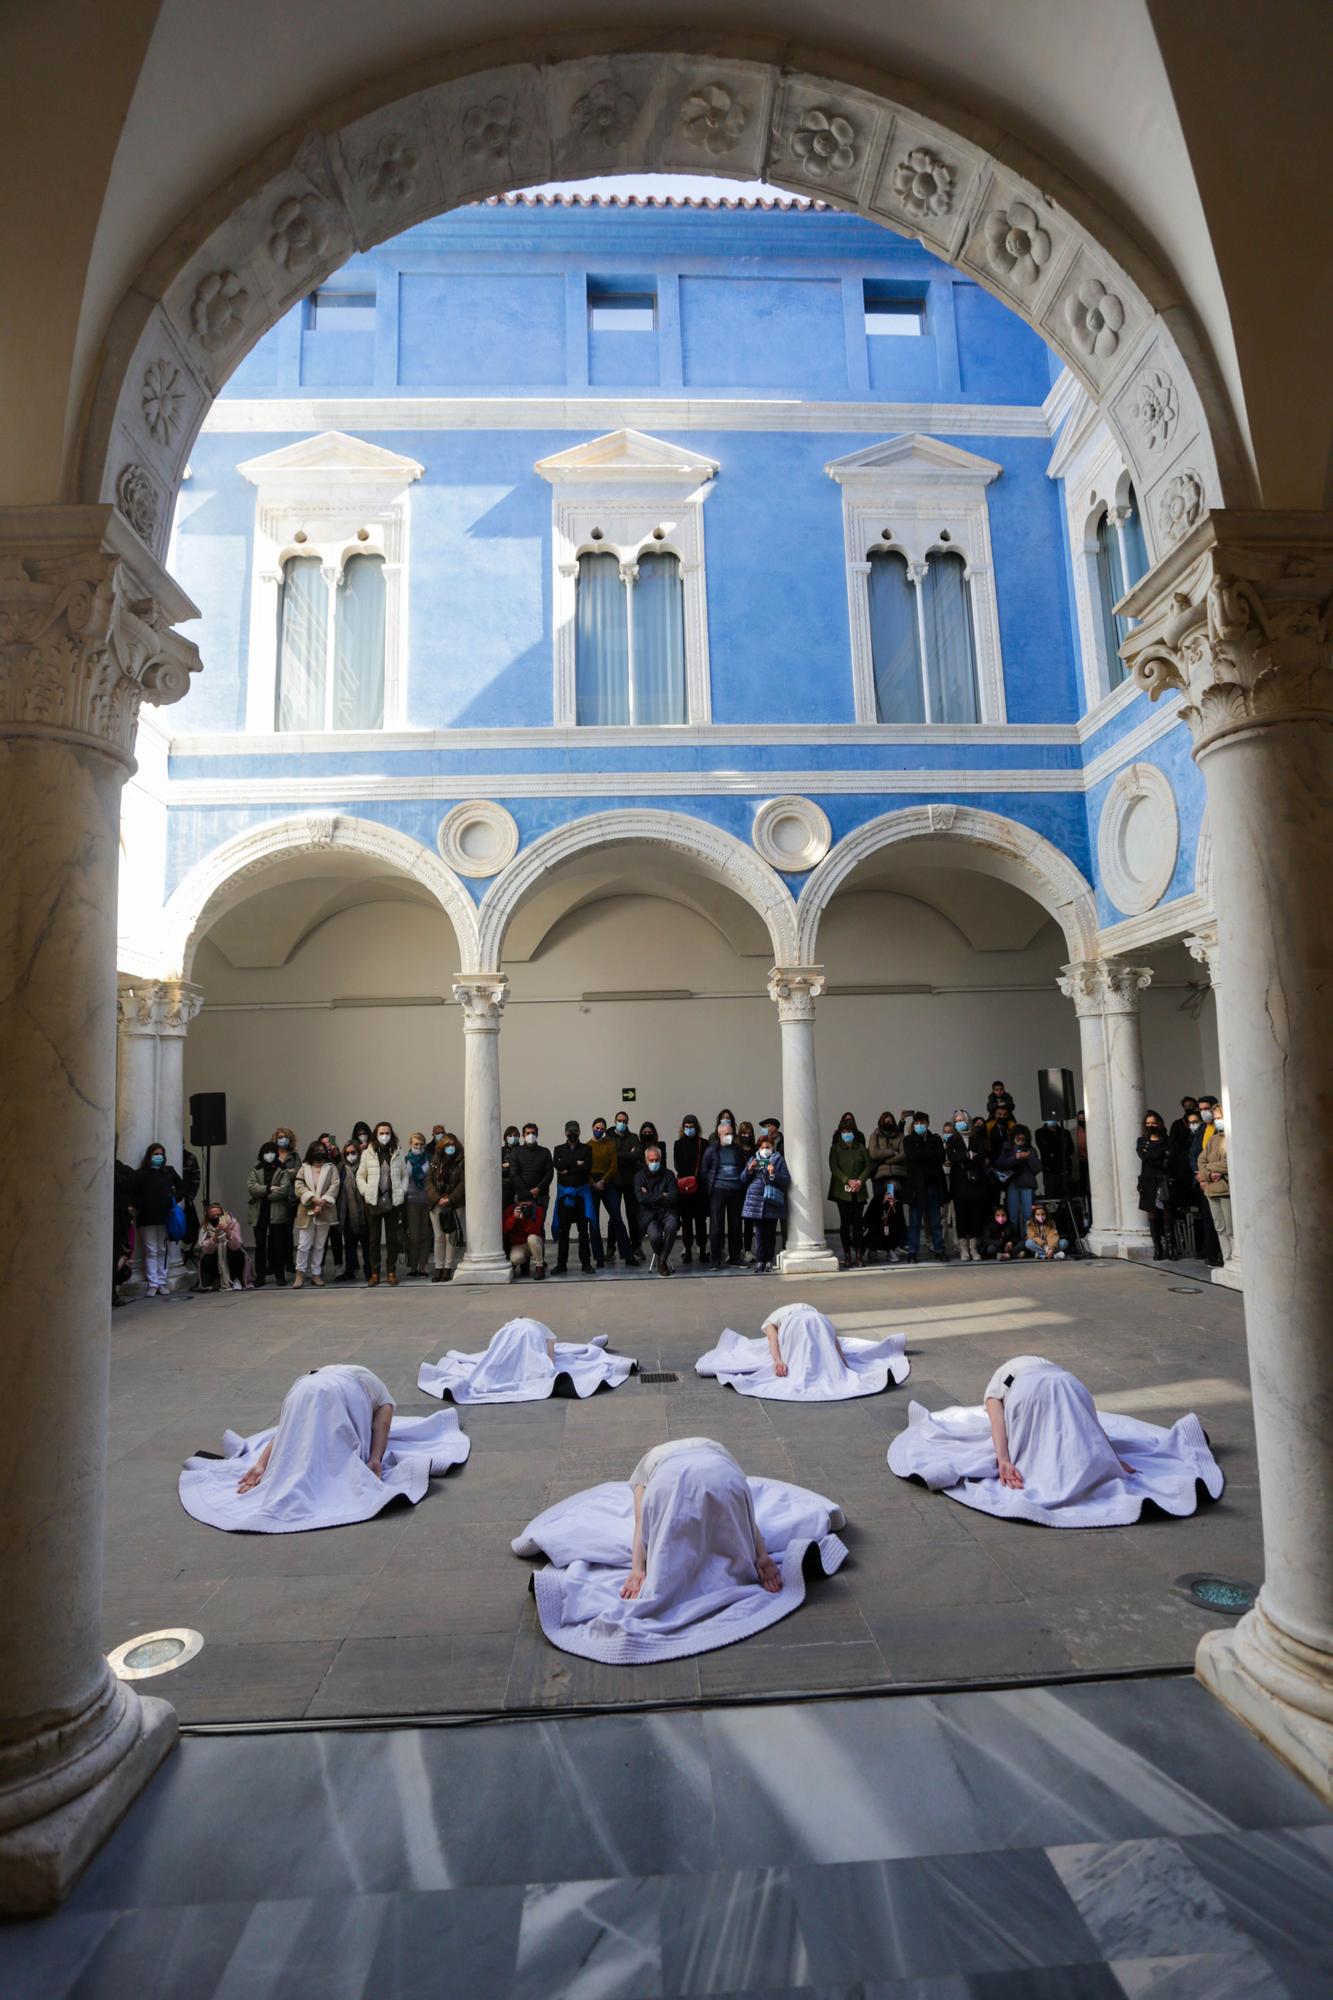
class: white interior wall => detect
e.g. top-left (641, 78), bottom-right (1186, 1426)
top-left (183, 883), bottom-right (1209, 1219)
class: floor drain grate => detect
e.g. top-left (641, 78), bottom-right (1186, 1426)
top-left (1175, 1573), bottom-right (1257, 1616)
top-left (638, 1371), bottom-right (679, 1384)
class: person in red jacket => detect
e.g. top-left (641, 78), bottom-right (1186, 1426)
top-left (504, 1196), bottom-right (547, 1279)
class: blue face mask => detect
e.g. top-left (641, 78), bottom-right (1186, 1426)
top-left (1046, 1118), bottom-right (1059, 1127)
top-left (840, 1130), bottom-right (854, 1143)
top-left (684, 1124), bottom-right (697, 1136)
top-left (647, 1158), bottom-right (661, 1172)
top-left (957, 1119), bottom-right (969, 1131)
top-left (444, 1144), bottom-right (456, 1156)
top-left (150, 1153), bottom-right (164, 1167)
top-left (913, 1123), bottom-right (927, 1135)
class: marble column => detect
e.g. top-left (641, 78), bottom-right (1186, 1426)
top-left (451, 974), bottom-right (512, 1285)
top-left (1184, 922), bottom-right (1243, 1291)
top-left (767, 967), bottom-right (840, 1277)
top-left (1124, 509), bottom-right (1333, 1800)
top-left (1057, 958), bottom-right (1155, 1256)
top-left (0, 506), bottom-right (200, 1910)
top-left (115, 978), bottom-right (204, 1293)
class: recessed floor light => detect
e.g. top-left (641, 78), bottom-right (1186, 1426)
top-left (1174, 1574), bottom-right (1256, 1616)
top-left (108, 1627), bottom-right (204, 1680)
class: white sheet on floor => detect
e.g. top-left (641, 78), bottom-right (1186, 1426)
top-left (696, 1302), bottom-right (909, 1400)
top-left (417, 1317), bottom-right (635, 1404)
top-left (512, 1447), bottom-right (847, 1663)
top-left (887, 1361), bottom-right (1224, 1527)
top-left (178, 1364), bottom-right (471, 1533)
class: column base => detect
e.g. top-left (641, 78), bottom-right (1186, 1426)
top-left (452, 1252), bottom-right (513, 1287)
top-left (1211, 1255), bottom-right (1243, 1292)
top-left (776, 1242), bottom-right (840, 1277)
top-left (0, 1690), bottom-right (178, 1915)
top-left (1084, 1228), bottom-right (1154, 1259)
top-left (1196, 1600), bottom-right (1333, 1804)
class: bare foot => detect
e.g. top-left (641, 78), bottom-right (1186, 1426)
top-left (757, 1554), bottom-right (782, 1593)
top-left (620, 1570), bottom-right (646, 1601)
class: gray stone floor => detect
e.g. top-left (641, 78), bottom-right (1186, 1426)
top-left (102, 1257), bottom-right (1262, 1725)
top-left (3, 1678), bottom-right (1330, 1997)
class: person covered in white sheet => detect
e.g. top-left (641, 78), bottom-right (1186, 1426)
top-left (236, 1364), bottom-right (394, 1492)
top-left (764, 1308), bottom-right (844, 1379)
top-left (984, 1355), bottom-right (1133, 1491)
top-left (695, 1301), bottom-right (909, 1401)
top-left (621, 1439), bottom-right (781, 1600)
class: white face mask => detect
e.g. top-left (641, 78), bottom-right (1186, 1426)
top-left (719, 1129), bottom-right (733, 1143)
top-left (758, 1147), bottom-right (772, 1161)
top-left (377, 1132), bottom-right (391, 1145)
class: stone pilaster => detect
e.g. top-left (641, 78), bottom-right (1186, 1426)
top-left (0, 506), bottom-right (199, 1911)
top-left (116, 979), bottom-right (205, 1293)
top-left (451, 974), bottom-right (513, 1285)
top-left (1122, 509), bottom-right (1333, 1800)
top-left (1056, 957), bottom-right (1154, 1257)
top-left (767, 966), bottom-right (839, 1276)
top-left (1183, 923), bottom-right (1243, 1291)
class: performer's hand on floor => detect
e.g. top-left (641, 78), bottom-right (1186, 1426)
top-left (757, 1554), bottom-right (782, 1593)
top-left (621, 1569), bottom-right (646, 1600)
top-left (998, 1457), bottom-right (1024, 1489)
top-left (774, 1360), bottom-right (789, 1377)
top-left (368, 1456), bottom-right (383, 1480)
top-left (236, 1465), bottom-right (264, 1493)
top-left (1118, 1458), bottom-right (1136, 1475)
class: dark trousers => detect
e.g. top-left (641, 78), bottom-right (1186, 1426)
top-left (643, 1211), bottom-right (678, 1263)
top-left (620, 1184), bottom-right (642, 1252)
top-left (199, 1246), bottom-right (246, 1288)
top-left (753, 1215), bottom-right (779, 1266)
top-left (835, 1199), bottom-right (865, 1261)
top-left (678, 1193), bottom-right (708, 1257)
top-left (709, 1187), bottom-right (744, 1266)
top-left (952, 1194), bottom-right (986, 1243)
top-left (597, 1185), bottom-right (634, 1260)
top-left (366, 1205), bottom-right (403, 1278)
top-left (253, 1215), bottom-right (289, 1285)
top-left (908, 1188), bottom-right (945, 1255)
top-left (555, 1197), bottom-right (592, 1271)
top-left (342, 1227), bottom-right (368, 1276)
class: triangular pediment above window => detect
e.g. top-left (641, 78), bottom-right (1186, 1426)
top-left (535, 429), bottom-right (719, 485)
top-left (824, 434), bottom-right (1002, 486)
top-left (237, 432), bottom-right (424, 487)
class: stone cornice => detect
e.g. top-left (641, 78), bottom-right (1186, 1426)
top-left (0, 508), bottom-right (200, 767)
top-left (1121, 510), bottom-right (1333, 753)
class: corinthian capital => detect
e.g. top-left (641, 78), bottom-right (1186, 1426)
top-left (0, 507), bottom-right (201, 766)
top-left (453, 973), bottom-right (508, 1032)
top-left (767, 964), bottom-right (826, 1022)
top-left (1057, 958), bottom-right (1153, 1017)
top-left (1120, 510), bottom-right (1333, 753)
top-left (117, 978), bottom-right (205, 1033)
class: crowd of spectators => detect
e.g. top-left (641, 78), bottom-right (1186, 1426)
top-left (111, 1076), bottom-right (1232, 1295)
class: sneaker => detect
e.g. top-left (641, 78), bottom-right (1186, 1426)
top-left (1054, 1251), bottom-right (1067, 1260)
top-left (367, 1273), bottom-right (379, 1287)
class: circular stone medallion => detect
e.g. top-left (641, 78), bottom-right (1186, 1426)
top-left (752, 795), bottom-right (832, 874)
top-left (1097, 763), bottom-right (1178, 915)
top-left (437, 801), bottom-right (520, 878)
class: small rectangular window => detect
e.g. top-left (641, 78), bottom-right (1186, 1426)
top-left (864, 298), bottom-right (924, 338)
top-left (308, 290), bottom-right (377, 332)
top-left (589, 291), bottom-right (656, 332)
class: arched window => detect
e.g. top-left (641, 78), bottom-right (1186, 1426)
top-left (274, 556), bottom-right (327, 732)
top-left (1119, 482), bottom-right (1149, 590)
top-left (1094, 508), bottom-right (1128, 688)
top-left (575, 548), bottom-right (686, 726)
top-left (333, 554), bottom-right (386, 731)
top-left (275, 551), bottom-right (387, 731)
top-left (867, 549), bottom-right (925, 723)
top-left (921, 550), bottom-right (980, 723)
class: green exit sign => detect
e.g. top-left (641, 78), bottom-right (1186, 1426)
top-left (621, 1087), bottom-right (636, 1102)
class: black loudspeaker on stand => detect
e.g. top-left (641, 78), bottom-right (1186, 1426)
top-left (1037, 1067), bottom-right (1076, 1122)
top-left (189, 1092), bottom-right (227, 1209)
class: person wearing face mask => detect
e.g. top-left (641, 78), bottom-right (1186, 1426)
top-left (946, 1113), bottom-right (989, 1261)
top-left (336, 1140), bottom-right (369, 1282)
top-left (196, 1202), bottom-right (250, 1291)
top-left (293, 1139), bottom-right (340, 1288)
top-left (901, 1113), bottom-right (949, 1263)
top-left (510, 1121), bottom-right (554, 1221)
top-left (247, 1140), bottom-right (295, 1288)
top-left (1197, 1106), bottom-right (1232, 1262)
top-left (401, 1132), bottom-right (435, 1278)
top-left (827, 1114), bottom-right (873, 1268)
top-left (1192, 1096), bottom-right (1224, 1265)
top-left (1023, 1203), bottom-right (1068, 1261)
top-left (703, 1115), bottom-right (746, 1270)
top-left (634, 1142), bottom-right (681, 1275)
top-left (350, 1120), bottom-right (373, 1152)
top-left (587, 1116), bottom-right (622, 1265)
top-left (551, 1121), bottom-right (597, 1276)
top-left (1135, 1109), bottom-right (1174, 1259)
top-left (865, 1111), bottom-right (905, 1262)
top-left (427, 1132), bottom-right (466, 1282)
top-left (314, 1136), bottom-right (343, 1272)
top-left (979, 1202), bottom-right (1019, 1261)
top-left (611, 1113), bottom-right (645, 1260)
top-left (673, 1114), bottom-right (709, 1266)
top-left (734, 1122), bottom-right (760, 1262)
top-left (130, 1140), bottom-right (185, 1297)
top-left (268, 1128), bottom-right (300, 1272)
top-left (356, 1121), bottom-right (407, 1286)
top-left (993, 1122), bottom-right (1039, 1238)
top-left (742, 1132), bottom-right (791, 1274)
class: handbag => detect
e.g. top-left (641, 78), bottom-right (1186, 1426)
top-left (677, 1175), bottom-right (698, 1196)
top-left (166, 1199), bottom-right (187, 1241)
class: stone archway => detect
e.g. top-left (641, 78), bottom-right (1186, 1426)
top-left (795, 802), bottom-right (1099, 965)
top-left (77, 36), bottom-right (1237, 566)
top-left (160, 810), bottom-right (481, 976)
top-left (476, 807), bottom-right (799, 971)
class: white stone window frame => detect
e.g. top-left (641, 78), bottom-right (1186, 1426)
top-left (825, 435), bottom-right (1006, 727)
top-left (536, 429), bottom-right (718, 728)
top-left (237, 432), bottom-right (424, 735)
top-left (1046, 394), bottom-right (1154, 718)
